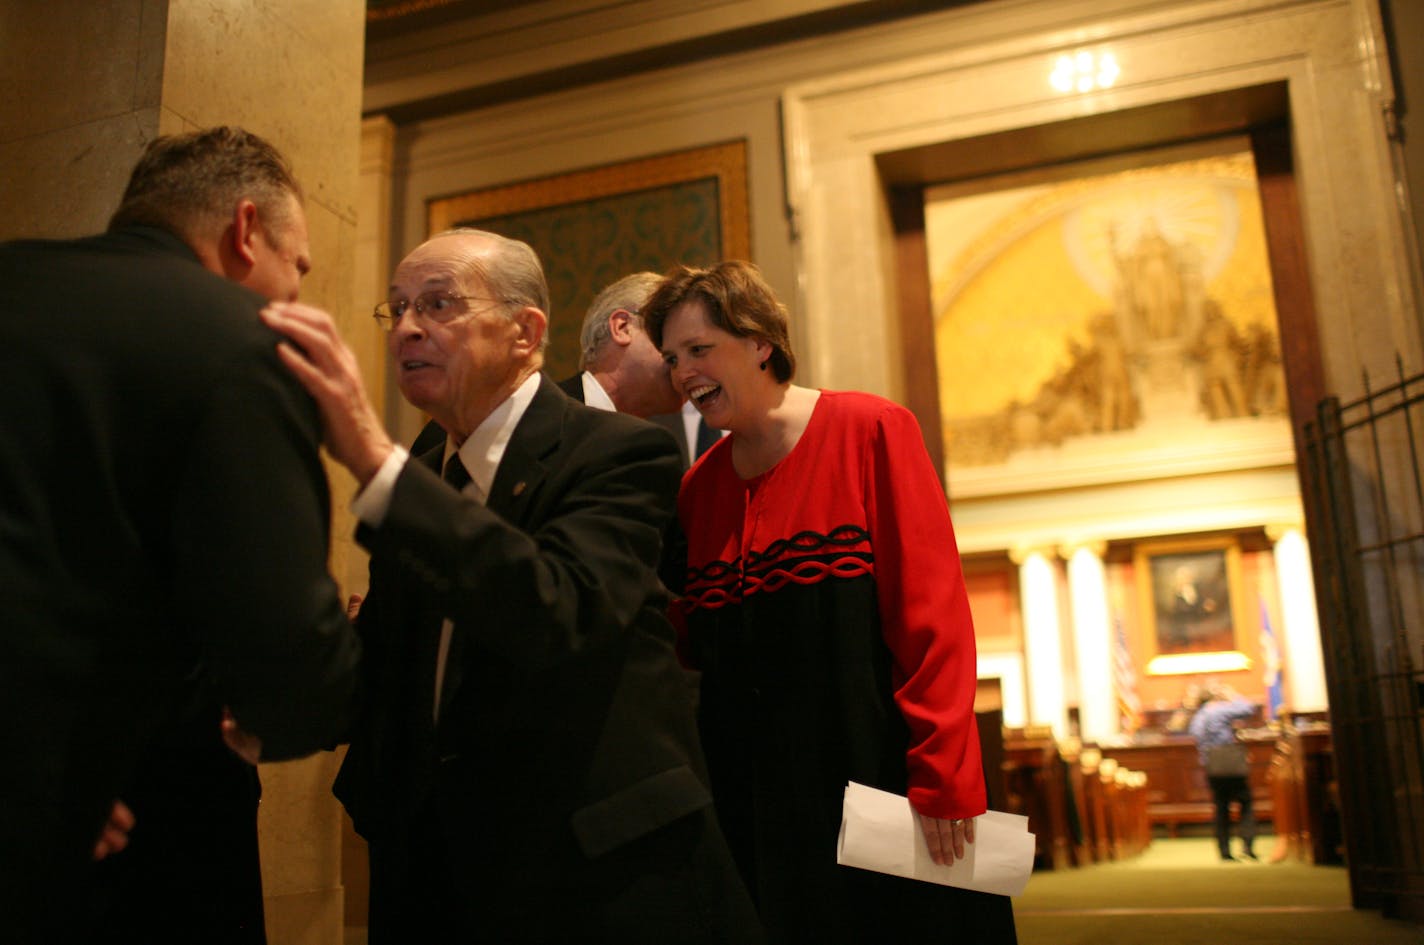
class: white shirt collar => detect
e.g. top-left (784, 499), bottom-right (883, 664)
top-left (580, 370), bottom-right (616, 412)
top-left (443, 371), bottom-right (541, 504)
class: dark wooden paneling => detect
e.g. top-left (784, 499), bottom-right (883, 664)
top-left (888, 185), bottom-right (946, 483)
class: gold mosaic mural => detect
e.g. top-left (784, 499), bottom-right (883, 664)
top-left (928, 148), bottom-right (1287, 468)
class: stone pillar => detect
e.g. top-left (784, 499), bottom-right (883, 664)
top-left (1013, 546), bottom-right (1069, 737)
top-left (1063, 542), bottom-right (1117, 742)
top-left (2, 4), bottom-right (366, 944)
top-left (1267, 524), bottom-right (1329, 713)
top-left (0, 0), bottom-right (163, 239)
top-left (336, 113), bottom-right (400, 934)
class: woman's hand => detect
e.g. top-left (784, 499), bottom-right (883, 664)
top-left (918, 813), bottom-right (975, 866)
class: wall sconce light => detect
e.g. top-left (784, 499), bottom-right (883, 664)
top-left (1050, 50), bottom-right (1120, 93)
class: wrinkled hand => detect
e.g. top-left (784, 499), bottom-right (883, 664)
top-left (260, 302), bottom-right (394, 487)
top-left (220, 707), bottom-right (262, 766)
top-left (919, 813), bottom-right (975, 866)
top-left (92, 800), bottom-right (135, 861)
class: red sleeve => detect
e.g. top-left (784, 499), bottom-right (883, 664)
top-left (863, 402), bottom-right (986, 820)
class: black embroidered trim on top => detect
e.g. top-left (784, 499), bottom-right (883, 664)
top-left (744, 550), bottom-right (873, 596)
top-left (746, 525), bottom-right (869, 568)
top-left (684, 525), bottom-right (873, 611)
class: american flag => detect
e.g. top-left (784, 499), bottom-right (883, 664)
top-left (1260, 597), bottom-right (1284, 719)
top-left (1112, 615), bottom-right (1140, 733)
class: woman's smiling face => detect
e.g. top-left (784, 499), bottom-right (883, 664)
top-left (660, 298), bottom-right (769, 432)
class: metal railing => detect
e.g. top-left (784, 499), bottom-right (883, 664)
top-left (1303, 356), bottom-right (1424, 920)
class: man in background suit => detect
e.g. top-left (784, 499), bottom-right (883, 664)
top-left (0, 127), bottom-right (361, 943)
top-left (562, 271), bottom-right (727, 466)
top-left (561, 270), bottom-right (681, 415)
top-left (261, 229), bottom-right (761, 943)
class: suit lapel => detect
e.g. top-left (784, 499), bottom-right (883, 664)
top-left (486, 375), bottom-right (565, 521)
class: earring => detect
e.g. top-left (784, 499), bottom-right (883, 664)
top-left (759, 360), bottom-right (768, 371)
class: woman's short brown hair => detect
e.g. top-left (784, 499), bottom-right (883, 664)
top-left (642, 260), bottom-right (796, 383)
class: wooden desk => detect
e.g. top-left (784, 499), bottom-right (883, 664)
top-left (1098, 735), bottom-right (1275, 836)
top-left (1001, 736), bottom-right (1072, 870)
top-left (1269, 724), bottom-right (1339, 864)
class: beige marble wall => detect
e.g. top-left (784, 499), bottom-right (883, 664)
top-left (356, 116), bottom-right (396, 476)
top-left (0, 0), bottom-right (166, 239)
top-left (2, 2), bottom-right (366, 943)
top-left (335, 115), bottom-right (399, 936)
top-left (162, 4), bottom-right (370, 941)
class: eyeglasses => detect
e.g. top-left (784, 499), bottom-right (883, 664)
top-left (372, 292), bottom-right (509, 332)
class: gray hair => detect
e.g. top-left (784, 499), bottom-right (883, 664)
top-left (433, 228), bottom-right (550, 350)
top-left (578, 271), bottom-right (663, 370)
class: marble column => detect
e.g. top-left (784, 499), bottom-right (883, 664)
top-left (1064, 542), bottom-right (1117, 742)
top-left (1268, 524), bottom-right (1330, 712)
top-left (2, 4), bottom-right (366, 944)
top-left (1013, 546), bottom-right (1069, 738)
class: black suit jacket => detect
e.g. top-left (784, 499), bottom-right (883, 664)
top-left (335, 376), bottom-right (758, 942)
top-left (555, 371), bottom-right (585, 402)
top-left (557, 371), bottom-right (693, 469)
top-left (0, 227), bottom-right (360, 939)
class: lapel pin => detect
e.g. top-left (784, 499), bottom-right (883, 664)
top-left (512, 481), bottom-right (527, 497)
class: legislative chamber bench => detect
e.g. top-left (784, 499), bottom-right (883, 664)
top-left (997, 717), bottom-right (1337, 870)
top-left (1098, 733), bottom-right (1276, 837)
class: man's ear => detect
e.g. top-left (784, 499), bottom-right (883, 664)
top-left (607, 309), bottom-right (635, 347)
top-left (230, 199), bottom-right (263, 266)
top-left (511, 305), bottom-right (548, 355)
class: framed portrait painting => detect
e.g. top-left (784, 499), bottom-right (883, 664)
top-left (1135, 535), bottom-right (1252, 675)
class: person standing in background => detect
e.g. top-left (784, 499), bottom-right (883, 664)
top-left (1189, 683), bottom-right (1258, 862)
top-left (561, 270), bottom-right (684, 419)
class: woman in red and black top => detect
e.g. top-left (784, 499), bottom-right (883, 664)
top-left (644, 261), bottom-right (1016, 944)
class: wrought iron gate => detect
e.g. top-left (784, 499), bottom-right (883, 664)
top-left (1303, 358), bottom-right (1424, 920)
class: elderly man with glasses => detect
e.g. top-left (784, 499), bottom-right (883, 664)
top-left (260, 228), bottom-right (762, 944)
top-left (409, 270), bottom-right (693, 462)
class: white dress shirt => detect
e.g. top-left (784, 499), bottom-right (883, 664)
top-left (579, 370), bottom-right (617, 412)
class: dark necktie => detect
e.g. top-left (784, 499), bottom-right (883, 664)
top-left (695, 417), bottom-right (719, 458)
top-left (443, 453), bottom-right (472, 492)
top-left (410, 452), bottom-right (473, 765)
top-left (428, 452), bottom-right (473, 730)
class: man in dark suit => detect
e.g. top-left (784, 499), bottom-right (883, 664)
top-left (260, 229), bottom-right (761, 943)
top-left (562, 271), bottom-right (681, 411)
top-left (562, 270), bottom-right (722, 468)
top-left (0, 127), bottom-right (361, 943)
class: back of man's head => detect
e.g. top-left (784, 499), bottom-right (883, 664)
top-left (109, 127), bottom-right (302, 247)
top-left (579, 271), bottom-right (663, 370)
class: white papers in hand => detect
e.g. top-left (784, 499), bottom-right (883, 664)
top-left (836, 781), bottom-right (1035, 897)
